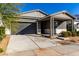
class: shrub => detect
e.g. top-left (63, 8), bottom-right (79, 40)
top-left (67, 31), bottom-right (72, 36)
top-left (60, 31), bottom-right (69, 37)
top-left (72, 32), bottom-right (77, 37)
top-left (77, 31), bottom-right (79, 36)
top-left (60, 31), bottom-right (78, 37)
top-left (0, 27), bottom-right (5, 41)
top-left (0, 48), bottom-right (3, 53)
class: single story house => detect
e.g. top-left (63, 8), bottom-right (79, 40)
top-left (0, 9), bottom-right (78, 38)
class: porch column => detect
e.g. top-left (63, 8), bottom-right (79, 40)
top-left (36, 21), bottom-right (39, 34)
top-left (71, 19), bottom-right (74, 32)
top-left (36, 20), bottom-right (41, 35)
top-left (50, 16), bottom-right (54, 38)
top-left (52, 17), bottom-right (54, 36)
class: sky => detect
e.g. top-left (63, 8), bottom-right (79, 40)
top-left (18, 3), bottom-right (79, 15)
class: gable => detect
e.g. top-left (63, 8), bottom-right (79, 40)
top-left (20, 11), bottom-right (47, 18)
top-left (50, 11), bottom-right (76, 20)
top-left (54, 13), bottom-right (73, 20)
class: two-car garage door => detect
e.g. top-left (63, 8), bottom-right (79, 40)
top-left (11, 22), bottom-right (37, 35)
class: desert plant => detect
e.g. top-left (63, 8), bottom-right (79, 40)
top-left (67, 31), bottom-right (72, 36)
top-left (60, 31), bottom-right (69, 37)
top-left (0, 48), bottom-right (3, 53)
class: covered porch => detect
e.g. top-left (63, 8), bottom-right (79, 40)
top-left (36, 11), bottom-right (76, 38)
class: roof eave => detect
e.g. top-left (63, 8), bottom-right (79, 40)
top-left (19, 9), bottom-right (48, 16)
top-left (50, 10), bottom-right (76, 19)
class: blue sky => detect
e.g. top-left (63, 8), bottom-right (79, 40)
top-left (19, 3), bottom-right (79, 15)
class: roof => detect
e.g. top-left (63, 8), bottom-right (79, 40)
top-left (19, 9), bottom-right (48, 16)
top-left (18, 10), bottom-right (76, 22)
top-left (50, 10), bottom-right (76, 19)
top-left (19, 16), bottom-right (41, 20)
top-left (40, 10), bottom-right (76, 20)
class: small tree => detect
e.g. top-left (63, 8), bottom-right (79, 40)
top-left (0, 3), bottom-right (20, 35)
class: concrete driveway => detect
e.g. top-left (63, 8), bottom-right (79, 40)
top-left (6, 35), bottom-right (56, 54)
top-left (5, 35), bottom-right (79, 56)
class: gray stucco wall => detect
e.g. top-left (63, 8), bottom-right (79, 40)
top-left (56, 21), bottom-right (67, 29)
top-left (56, 21), bottom-right (67, 34)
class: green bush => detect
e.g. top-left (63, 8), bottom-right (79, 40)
top-left (60, 31), bottom-right (69, 37)
top-left (0, 48), bottom-right (3, 53)
top-left (71, 32), bottom-right (77, 37)
top-left (77, 31), bottom-right (79, 36)
top-left (60, 30), bottom-right (79, 37)
top-left (60, 31), bottom-right (77, 37)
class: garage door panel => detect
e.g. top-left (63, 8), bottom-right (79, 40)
top-left (11, 22), bottom-right (37, 35)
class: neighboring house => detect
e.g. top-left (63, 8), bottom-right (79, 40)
top-left (74, 15), bottom-right (79, 31)
top-left (0, 9), bottom-right (77, 38)
top-left (74, 20), bottom-right (79, 31)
